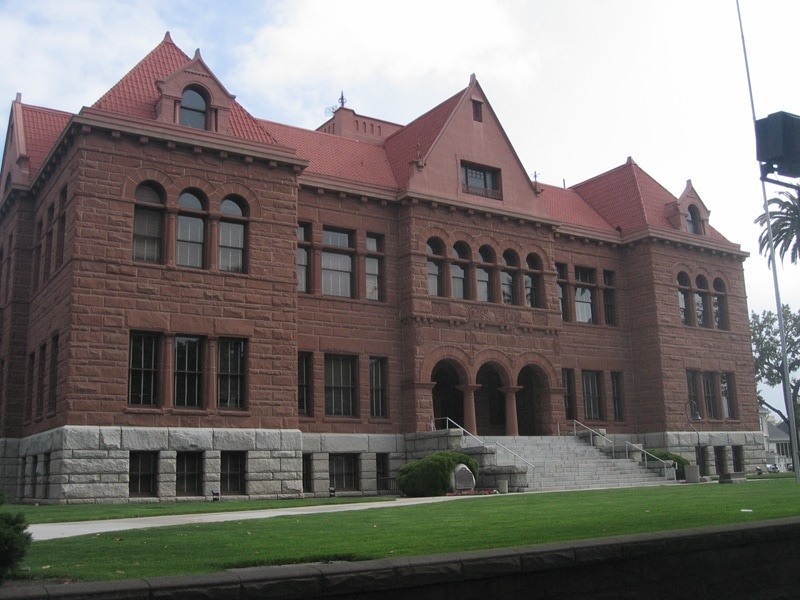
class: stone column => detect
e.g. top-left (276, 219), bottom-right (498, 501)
top-left (500, 386), bottom-right (522, 437)
top-left (457, 384), bottom-right (480, 435)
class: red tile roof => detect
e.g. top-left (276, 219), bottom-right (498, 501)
top-left (540, 183), bottom-right (616, 233)
top-left (21, 104), bottom-right (72, 176)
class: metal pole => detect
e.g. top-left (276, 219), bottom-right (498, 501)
top-left (736, 0), bottom-right (800, 482)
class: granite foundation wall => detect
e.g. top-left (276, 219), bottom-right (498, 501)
top-left (3, 518), bottom-right (800, 599)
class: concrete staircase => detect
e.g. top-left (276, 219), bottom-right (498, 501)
top-left (481, 435), bottom-right (674, 492)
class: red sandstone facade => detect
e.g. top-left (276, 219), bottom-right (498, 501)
top-left (0, 34), bottom-right (762, 502)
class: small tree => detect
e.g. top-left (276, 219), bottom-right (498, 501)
top-left (754, 190), bottom-right (800, 266)
top-left (0, 497), bottom-right (31, 582)
top-left (750, 305), bottom-right (800, 425)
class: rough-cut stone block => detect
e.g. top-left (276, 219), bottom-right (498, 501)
top-left (255, 430), bottom-right (281, 450)
top-left (169, 428), bottom-right (213, 450)
top-left (99, 428), bottom-right (122, 450)
top-left (213, 429), bottom-right (256, 450)
top-left (121, 428), bottom-right (169, 450)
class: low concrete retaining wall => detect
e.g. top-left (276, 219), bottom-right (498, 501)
top-left (4, 517), bottom-right (800, 599)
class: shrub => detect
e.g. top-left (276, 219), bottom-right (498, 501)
top-left (0, 497), bottom-right (31, 582)
top-left (396, 451), bottom-right (480, 497)
top-left (646, 449), bottom-right (690, 480)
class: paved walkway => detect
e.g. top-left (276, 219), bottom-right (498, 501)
top-left (29, 495), bottom-right (480, 541)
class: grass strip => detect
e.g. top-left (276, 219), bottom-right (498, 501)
top-left (13, 480), bottom-right (800, 584)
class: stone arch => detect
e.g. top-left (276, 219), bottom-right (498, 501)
top-left (431, 360), bottom-right (465, 429)
top-left (516, 364), bottom-right (551, 436)
top-left (475, 362), bottom-right (507, 435)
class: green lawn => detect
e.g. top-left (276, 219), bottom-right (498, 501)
top-left (10, 479), bottom-right (800, 584)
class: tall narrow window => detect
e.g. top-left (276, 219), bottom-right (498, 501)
top-left (55, 187), bottom-right (66, 269)
top-left (500, 250), bottom-right (518, 305)
top-left (365, 234), bottom-right (383, 301)
top-left (133, 182), bottom-right (165, 263)
top-left (325, 355), bottom-right (356, 416)
top-left (129, 332), bottom-right (159, 406)
top-left (472, 99), bottom-right (483, 122)
top-left (476, 246), bottom-right (494, 302)
top-left (703, 372), bottom-right (718, 419)
top-left (686, 371), bottom-right (700, 419)
top-left (562, 368), bottom-right (576, 420)
top-left (32, 221), bottom-right (42, 293)
top-left (603, 270), bottom-right (617, 326)
top-left (713, 279), bottom-right (729, 330)
top-left (177, 191), bottom-right (206, 268)
top-left (43, 205), bottom-right (53, 280)
top-left (611, 371), bottom-right (624, 422)
top-left (180, 87), bottom-right (208, 129)
top-left (574, 267), bottom-right (596, 324)
top-left (525, 254), bottom-right (545, 309)
top-left (129, 451), bottom-right (158, 497)
top-left (176, 452), bottom-right (203, 496)
top-left (695, 276), bottom-right (711, 328)
top-left (686, 205), bottom-right (702, 234)
top-left (218, 338), bottom-right (245, 410)
top-left (451, 243), bottom-right (470, 300)
top-left (297, 224), bottom-right (310, 293)
top-left (556, 263), bottom-right (570, 321)
top-left (219, 197), bottom-right (246, 273)
top-left (426, 238), bottom-right (445, 296)
top-left (582, 371), bottom-right (603, 420)
top-left (36, 343), bottom-right (46, 418)
top-left (322, 229), bottom-right (353, 298)
top-left (721, 373), bottom-right (736, 419)
top-left (220, 451), bottom-right (246, 495)
top-left (298, 352), bottom-right (312, 416)
top-left (678, 272), bottom-right (693, 325)
top-left (175, 336), bottom-right (203, 408)
top-left (48, 334), bottom-right (58, 414)
top-left (370, 357), bottom-right (387, 418)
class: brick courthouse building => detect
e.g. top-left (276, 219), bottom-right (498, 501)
top-left (0, 34), bottom-right (762, 502)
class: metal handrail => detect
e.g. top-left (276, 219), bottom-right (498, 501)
top-left (431, 417), bottom-right (539, 488)
top-left (571, 420), bottom-right (676, 482)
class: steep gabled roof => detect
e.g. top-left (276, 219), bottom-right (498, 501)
top-left (571, 157), bottom-right (730, 243)
top-left (263, 119), bottom-right (397, 189)
top-left (20, 103), bottom-right (72, 178)
top-left (92, 32), bottom-right (276, 145)
top-left (539, 183), bottom-right (617, 234)
top-left (383, 90), bottom-right (462, 189)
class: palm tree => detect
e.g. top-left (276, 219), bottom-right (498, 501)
top-left (755, 190), bottom-right (800, 266)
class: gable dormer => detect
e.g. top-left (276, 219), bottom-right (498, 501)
top-left (665, 179), bottom-right (711, 235)
top-left (154, 49), bottom-right (236, 136)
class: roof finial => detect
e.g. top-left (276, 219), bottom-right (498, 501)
top-left (338, 91), bottom-right (347, 108)
top-left (163, 32), bottom-right (174, 44)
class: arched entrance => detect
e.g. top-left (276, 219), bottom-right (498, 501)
top-left (432, 361), bottom-right (463, 429)
top-left (516, 366), bottom-right (548, 435)
top-left (475, 364), bottom-right (506, 436)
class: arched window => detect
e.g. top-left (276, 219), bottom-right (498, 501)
top-left (219, 196), bottom-right (247, 273)
top-left (501, 250), bottom-right (519, 305)
top-left (686, 205), bottom-right (702, 235)
top-left (133, 182), bottom-right (165, 263)
top-left (695, 275), bottom-right (711, 328)
top-left (713, 278), bottom-right (729, 330)
top-left (177, 190), bottom-right (206, 268)
top-left (180, 87), bottom-right (208, 129)
top-left (451, 242), bottom-right (471, 300)
top-left (677, 272), bottom-right (692, 325)
top-left (426, 238), bottom-right (445, 296)
top-left (476, 246), bottom-right (495, 302)
top-left (525, 253), bottom-right (545, 309)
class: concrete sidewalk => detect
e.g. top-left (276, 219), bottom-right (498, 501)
top-left (29, 495), bottom-right (481, 541)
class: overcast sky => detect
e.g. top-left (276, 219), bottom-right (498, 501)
top-left (0, 1), bottom-right (798, 402)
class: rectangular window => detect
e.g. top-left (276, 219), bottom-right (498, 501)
top-left (574, 267), bottom-right (596, 324)
top-left (370, 357), bottom-right (387, 418)
top-left (56, 214), bottom-right (65, 269)
top-left (43, 205), bottom-right (53, 280)
top-left (129, 332), bottom-right (160, 406)
top-left (175, 336), bottom-right (203, 408)
top-left (721, 373), bottom-right (736, 419)
top-left (25, 352), bottom-right (34, 424)
top-left (556, 263), bottom-right (570, 321)
top-left (451, 263), bottom-right (466, 299)
top-left (460, 162), bottom-right (502, 199)
top-left (129, 451), bottom-right (158, 497)
top-left (177, 215), bottom-right (204, 268)
top-left (329, 453), bottom-right (359, 491)
top-left (476, 267), bottom-right (490, 302)
top-left (176, 451), bottom-right (203, 496)
top-left (322, 229), bottom-right (353, 298)
top-left (732, 445), bottom-right (744, 473)
top-left (703, 372), bottom-right (718, 419)
top-left (218, 338), bottom-right (245, 409)
top-left (220, 451), bottom-right (246, 495)
top-left (582, 370), bottom-right (603, 420)
top-left (562, 368), bottom-right (576, 420)
top-left (298, 352), bottom-right (312, 416)
top-left (325, 355), bottom-right (356, 416)
top-left (365, 233), bottom-right (383, 301)
top-left (472, 99), bottom-right (483, 122)
top-left (302, 453), bottom-right (314, 493)
top-left (686, 371), bottom-right (700, 419)
top-left (695, 291), bottom-right (710, 328)
top-left (297, 224), bottom-right (310, 293)
top-left (219, 221), bottom-right (245, 273)
top-left (376, 453), bottom-right (392, 492)
top-left (611, 371), bottom-right (624, 422)
top-left (603, 270), bottom-right (617, 326)
top-left (133, 207), bottom-right (163, 262)
top-left (48, 334), bottom-right (58, 414)
top-left (37, 343), bottom-right (46, 418)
